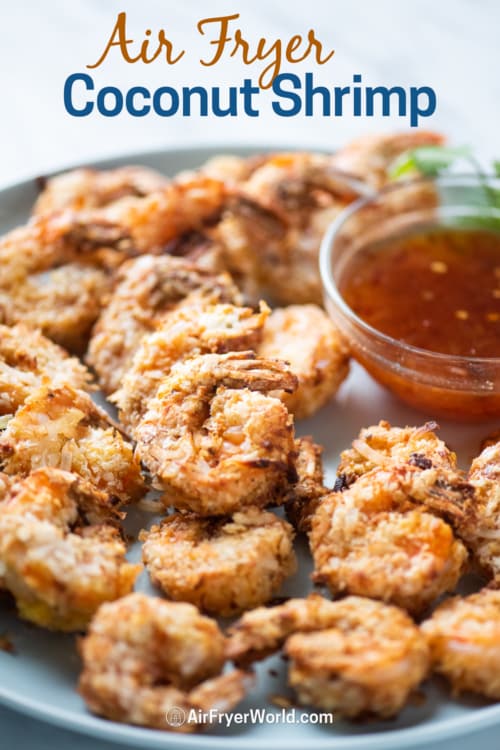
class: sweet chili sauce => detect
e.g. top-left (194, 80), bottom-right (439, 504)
top-left (340, 227), bottom-right (500, 358)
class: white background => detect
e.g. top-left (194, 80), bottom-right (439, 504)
top-left (0, 1), bottom-right (499, 748)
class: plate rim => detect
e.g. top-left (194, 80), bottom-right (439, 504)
top-left (1, 143), bottom-right (500, 749)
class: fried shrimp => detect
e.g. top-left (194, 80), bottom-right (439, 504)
top-left (0, 323), bottom-right (93, 416)
top-left (86, 254), bottom-right (241, 394)
top-left (135, 352), bottom-right (297, 515)
top-left (331, 131), bottom-right (445, 188)
top-left (0, 468), bottom-right (140, 630)
top-left (226, 594), bottom-right (429, 718)
top-left (98, 172), bottom-right (227, 253)
top-left (141, 508), bottom-right (296, 616)
top-left (34, 166), bottom-right (169, 215)
top-left (285, 437), bottom-right (326, 533)
top-left (310, 465), bottom-right (469, 614)
top-left (257, 304), bottom-right (350, 418)
top-left (422, 588), bottom-right (500, 699)
top-left (337, 420), bottom-right (457, 486)
top-left (457, 440), bottom-right (500, 581)
top-left (113, 301), bottom-right (269, 433)
top-left (78, 593), bottom-right (250, 730)
top-left (0, 212), bottom-right (128, 352)
top-left (0, 384), bottom-right (145, 503)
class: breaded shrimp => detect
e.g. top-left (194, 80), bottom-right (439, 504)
top-left (331, 131), bottom-right (445, 188)
top-left (99, 172), bottom-right (227, 253)
top-left (113, 301), bottom-right (269, 433)
top-left (86, 255), bottom-right (241, 394)
top-left (457, 441), bottom-right (500, 581)
top-left (0, 211), bottom-right (129, 352)
top-left (337, 420), bottom-right (457, 486)
top-left (310, 466), bottom-right (469, 614)
top-left (257, 304), bottom-right (350, 418)
top-left (0, 468), bottom-right (140, 630)
top-left (422, 588), bottom-right (500, 699)
top-left (140, 507), bottom-right (296, 616)
top-left (285, 437), bottom-right (326, 533)
top-left (135, 352), bottom-right (297, 515)
top-left (0, 384), bottom-right (145, 503)
top-left (79, 593), bottom-right (250, 730)
top-left (226, 594), bottom-right (429, 718)
top-left (0, 323), bottom-right (93, 415)
top-left (34, 166), bottom-right (169, 215)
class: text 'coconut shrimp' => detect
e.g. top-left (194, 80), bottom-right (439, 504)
top-left (135, 351), bottom-right (297, 515)
top-left (140, 507), bottom-right (296, 616)
top-left (113, 301), bottom-right (269, 433)
top-left (0, 384), bottom-right (145, 503)
top-left (0, 323), bottom-right (93, 416)
top-left (422, 588), bottom-right (500, 699)
top-left (86, 254), bottom-right (241, 395)
top-left (226, 594), bottom-right (429, 718)
top-left (257, 304), bottom-right (350, 419)
top-left (0, 468), bottom-right (140, 630)
top-left (79, 593), bottom-right (251, 730)
top-left (310, 462), bottom-right (471, 614)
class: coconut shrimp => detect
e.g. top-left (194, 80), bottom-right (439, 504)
top-left (285, 437), bottom-right (326, 533)
top-left (331, 130), bottom-right (445, 189)
top-left (422, 588), bottom-right (500, 699)
top-left (135, 351), bottom-right (297, 515)
top-left (214, 153), bottom-right (365, 305)
top-left (226, 594), bottom-right (429, 718)
top-left (337, 420), bottom-right (458, 487)
top-left (0, 212), bottom-right (126, 352)
top-left (0, 383), bottom-right (145, 503)
top-left (455, 440), bottom-right (500, 581)
top-left (86, 255), bottom-right (241, 394)
top-left (0, 323), bottom-right (93, 416)
top-left (113, 301), bottom-right (269, 433)
top-left (0, 468), bottom-right (140, 630)
top-left (34, 166), bottom-right (169, 215)
top-left (141, 508), bottom-right (296, 616)
top-left (79, 593), bottom-right (251, 730)
top-left (257, 304), bottom-right (350, 419)
top-left (310, 465), bottom-right (470, 614)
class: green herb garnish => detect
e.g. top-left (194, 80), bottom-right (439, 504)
top-left (390, 145), bottom-right (473, 179)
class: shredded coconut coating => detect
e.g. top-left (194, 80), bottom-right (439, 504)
top-left (310, 466), bottom-right (469, 614)
top-left (0, 384), bottom-right (145, 503)
top-left (0, 323), bottom-right (93, 415)
top-left (227, 594), bottom-right (429, 718)
top-left (79, 593), bottom-right (250, 730)
top-left (135, 352), bottom-right (297, 515)
top-left (258, 305), bottom-right (350, 419)
top-left (113, 301), bottom-right (268, 433)
top-left (422, 588), bottom-right (500, 698)
top-left (0, 468), bottom-right (139, 630)
top-left (86, 254), bottom-right (241, 394)
top-left (141, 507), bottom-right (296, 616)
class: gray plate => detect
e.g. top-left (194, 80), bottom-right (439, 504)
top-left (0, 146), bottom-right (499, 749)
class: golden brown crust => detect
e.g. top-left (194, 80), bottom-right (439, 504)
top-left (258, 305), bottom-right (350, 419)
top-left (422, 588), bottom-right (500, 698)
top-left (285, 437), bottom-right (326, 533)
top-left (86, 254), bottom-right (241, 394)
top-left (78, 593), bottom-right (250, 730)
top-left (135, 352), bottom-right (297, 515)
top-left (0, 323), bottom-right (93, 415)
top-left (141, 507), bottom-right (296, 616)
top-left (0, 468), bottom-right (140, 630)
top-left (0, 384), bottom-right (145, 503)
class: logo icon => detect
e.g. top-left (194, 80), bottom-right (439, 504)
top-left (165, 706), bottom-right (187, 728)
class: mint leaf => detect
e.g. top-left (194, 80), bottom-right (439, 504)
top-left (390, 145), bottom-right (472, 180)
top-left (493, 161), bottom-right (500, 178)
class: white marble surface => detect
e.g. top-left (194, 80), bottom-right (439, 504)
top-left (0, 1), bottom-right (499, 748)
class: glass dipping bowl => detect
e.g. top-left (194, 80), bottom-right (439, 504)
top-left (319, 175), bottom-right (500, 421)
